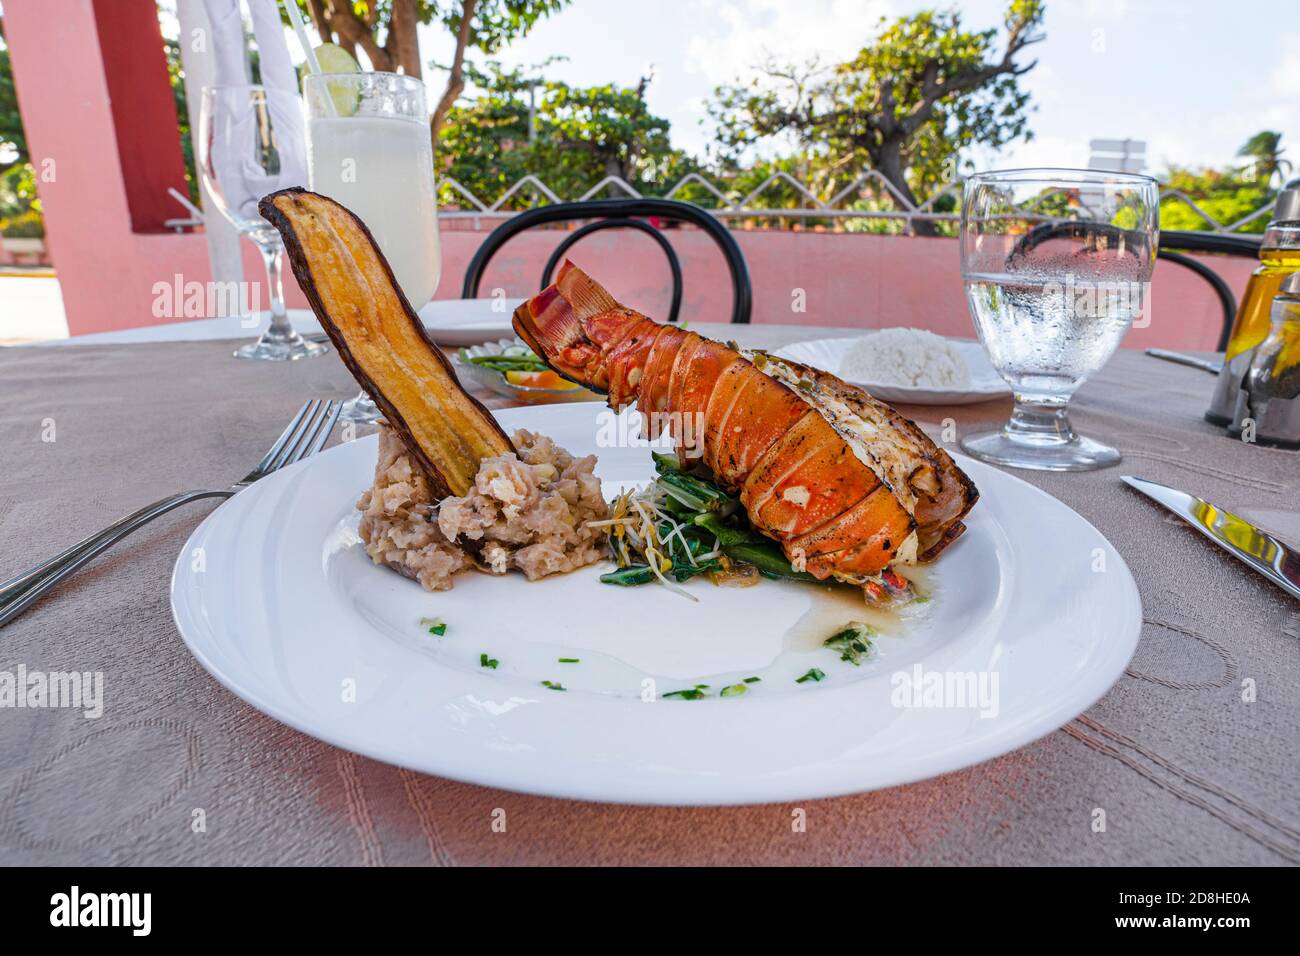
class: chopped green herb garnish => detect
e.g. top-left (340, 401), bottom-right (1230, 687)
top-left (796, 668), bottom-right (826, 684)
top-left (558, 657), bottom-right (580, 663)
top-left (663, 688), bottom-right (708, 700)
top-left (479, 654), bottom-right (498, 669)
top-left (419, 617), bottom-right (447, 636)
top-left (541, 680), bottom-right (565, 691)
top-left (824, 622), bottom-right (874, 665)
top-left (719, 683), bottom-right (748, 698)
top-left (743, 676), bottom-right (761, 683)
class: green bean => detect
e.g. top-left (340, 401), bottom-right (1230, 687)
top-left (469, 357), bottom-right (548, 371)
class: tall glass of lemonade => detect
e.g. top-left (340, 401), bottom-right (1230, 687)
top-left (305, 71), bottom-right (441, 422)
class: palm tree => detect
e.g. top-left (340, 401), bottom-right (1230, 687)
top-left (1237, 131), bottom-right (1293, 187)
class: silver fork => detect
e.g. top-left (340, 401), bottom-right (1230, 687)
top-left (0, 399), bottom-right (342, 628)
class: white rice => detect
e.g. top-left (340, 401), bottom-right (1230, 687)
top-left (839, 328), bottom-right (971, 388)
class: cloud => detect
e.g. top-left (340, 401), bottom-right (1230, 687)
top-left (1084, 0), bottom-right (1131, 19)
top-left (973, 134), bottom-right (1089, 173)
top-left (1271, 36), bottom-right (1300, 96)
top-left (683, 0), bottom-right (897, 87)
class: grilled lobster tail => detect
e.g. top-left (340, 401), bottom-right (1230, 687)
top-left (513, 262), bottom-right (978, 581)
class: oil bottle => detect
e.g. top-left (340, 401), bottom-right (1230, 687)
top-left (1205, 187), bottom-right (1300, 425)
top-left (1228, 272), bottom-right (1300, 447)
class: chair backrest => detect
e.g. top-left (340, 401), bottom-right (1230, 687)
top-left (1158, 231), bottom-right (1261, 352)
top-left (461, 198), bottom-right (753, 324)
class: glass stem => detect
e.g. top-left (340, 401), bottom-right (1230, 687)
top-left (1005, 395), bottom-right (1078, 445)
top-left (255, 237), bottom-right (293, 344)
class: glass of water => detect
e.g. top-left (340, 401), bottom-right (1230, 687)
top-left (960, 168), bottom-right (1159, 471)
top-left (304, 72), bottom-right (442, 423)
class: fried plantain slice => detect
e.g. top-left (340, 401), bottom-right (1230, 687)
top-left (260, 188), bottom-right (512, 497)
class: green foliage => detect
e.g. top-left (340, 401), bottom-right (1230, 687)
top-left (438, 60), bottom-right (701, 208)
top-left (1159, 163), bottom-right (1274, 234)
top-left (163, 37), bottom-right (200, 206)
top-left (0, 207), bottom-right (43, 239)
top-left (0, 45), bottom-right (27, 171)
top-left (0, 163), bottom-right (43, 238)
top-left (443, 0), bottom-right (568, 57)
top-left (0, 33), bottom-right (43, 238)
top-left (287, 1), bottom-right (567, 68)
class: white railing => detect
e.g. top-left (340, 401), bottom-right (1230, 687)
top-left (436, 169), bottom-right (1276, 235)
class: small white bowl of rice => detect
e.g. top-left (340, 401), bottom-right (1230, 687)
top-left (776, 329), bottom-right (1010, 405)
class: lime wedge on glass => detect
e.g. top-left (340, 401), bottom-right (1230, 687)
top-left (303, 43), bottom-right (362, 117)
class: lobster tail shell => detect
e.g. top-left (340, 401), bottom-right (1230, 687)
top-left (513, 262), bottom-right (977, 580)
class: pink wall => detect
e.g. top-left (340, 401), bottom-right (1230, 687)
top-left (5, 3), bottom-right (1251, 350)
top-left (4, 2), bottom-right (210, 334)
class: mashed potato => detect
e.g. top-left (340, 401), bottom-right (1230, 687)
top-left (357, 424), bottom-right (608, 591)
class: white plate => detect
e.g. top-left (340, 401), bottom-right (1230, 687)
top-left (776, 336), bottom-right (1011, 405)
top-left (418, 298), bottom-right (525, 346)
top-left (170, 404), bottom-right (1140, 805)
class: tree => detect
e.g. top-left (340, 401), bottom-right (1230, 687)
top-left (438, 60), bottom-right (701, 207)
top-left (290, 1), bottom-right (567, 137)
top-left (529, 73), bottom-right (689, 193)
top-left (162, 37), bottom-right (201, 205)
top-left (435, 59), bottom-right (535, 204)
top-left (0, 20), bottom-right (28, 174)
top-left (707, 0), bottom-right (1044, 234)
top-left (0, 17), bottom-right (43, 238)
top-left (1237, 131), bottom-right (1292, 188)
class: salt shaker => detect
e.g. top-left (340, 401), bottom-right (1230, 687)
top-left (1229, 272), bottom-right (1300, 448)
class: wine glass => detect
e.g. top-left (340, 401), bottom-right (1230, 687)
top-left (197, 85), bottom-right (326, 361)
top-left (304, 71), bottom-right (442, 423)
top-left (959, 168), bottom-right (1159, 471)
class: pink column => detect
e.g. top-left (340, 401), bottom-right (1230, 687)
top-left (5, 0), bottom-right (216, 334)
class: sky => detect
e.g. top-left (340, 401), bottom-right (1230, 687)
top-left (411, 0), bottom-right (1300, 177)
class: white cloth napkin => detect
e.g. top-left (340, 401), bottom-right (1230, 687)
top-left (201, 0), bottom-right (308, 229)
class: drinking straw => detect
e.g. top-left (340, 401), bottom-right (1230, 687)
top-left (281, 0), bottom-right (323, 74)
top-left (278, 0), bottom-right (335, 116)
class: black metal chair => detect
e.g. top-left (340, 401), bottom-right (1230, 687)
top-left (461, 198), bottom-right (753, 324)
top-left (1158, 231), bottom-right (1261, 351)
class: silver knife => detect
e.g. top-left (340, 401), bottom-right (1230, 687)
top-left (1144, 348), bottom-right (1223, 375)
top-left (1121, 475), bottom-right (1300, 600)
